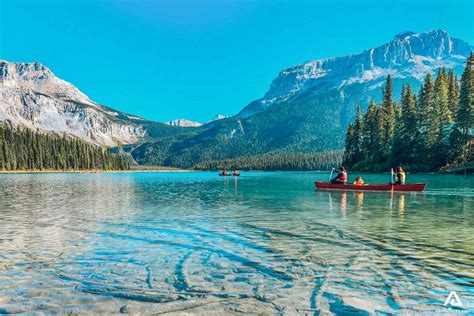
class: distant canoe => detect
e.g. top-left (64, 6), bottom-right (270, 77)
top-left (315, 181), bottom-right (426, 192)
top-left (219, 173), bottom-right (240, 177)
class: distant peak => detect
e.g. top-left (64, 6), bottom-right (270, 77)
top-left (165, 118), bottom-right (202, 127)
top-left (204, 114), bottom-right (228, 124)
top-left (213, 114), bottom-right (227, 120)
top-left (394, 31), bottom-right (416, 39)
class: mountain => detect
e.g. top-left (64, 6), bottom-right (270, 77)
top-left (130, 30), bottom-right (473, 167)
top-left (2, 30), bottom-right (472, 168)
top-left (239, 29), bottom-right (472, 117)
top-left (165, 118), bottom-right (202, 127)
top-left (0, 60), bottom-right (185, 146)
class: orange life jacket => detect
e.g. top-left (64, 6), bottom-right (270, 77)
top-left (353, 179), bottom-right (364, 185)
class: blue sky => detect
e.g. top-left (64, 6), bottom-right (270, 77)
top-left (1, 0), bottom-right (473, 122)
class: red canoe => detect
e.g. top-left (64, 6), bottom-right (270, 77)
top-left (315, 181), bottom-right (426, 192)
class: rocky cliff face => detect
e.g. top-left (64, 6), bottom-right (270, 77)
top-left (239, 30), bottom-right (472, 116)
top-left (0, 60), bottom-right (146, 146)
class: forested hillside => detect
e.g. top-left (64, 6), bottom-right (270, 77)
top-left (0, 123), bottom-right (129, 171)
top-left (193, 151), bottom-right (343, 171)
top-left (129, 30), bottom-right (471, 168)
top-left (130, 95), bottom-right (344, 168)
top-left (343, 54), bottom-right (473, 172)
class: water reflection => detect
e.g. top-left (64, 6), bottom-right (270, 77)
top-left (340, 192), bottom-right (347, 218)
top-left (0, 172), bottom-right (472, 314)
top-left (355, 191), bottom-right (364, 207)
top-left (398, 194), bottom-right (405, 220)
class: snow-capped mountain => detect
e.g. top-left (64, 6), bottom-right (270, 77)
top-left (132, 29), bottom-right (473, 167)
top-left (165, 118), bottom-right (202, 127)
top-left (239, 30), bottom-right (472, 116)
top-left (2, 29), bottom-right (471, 167)
top-left (0, 60), bottom-right (148, 146)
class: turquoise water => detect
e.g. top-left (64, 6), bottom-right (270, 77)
top-left (0, 172), bottom-right (472, 314)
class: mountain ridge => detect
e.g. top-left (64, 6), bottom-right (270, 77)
top-left (1, 30), bottom-right (472, 167)
top-left (0, 59), bottom-right (186, 146)
top-left (239, 29), bottom-right (472, 117)
top-left (130, 29), bottom-right (472, 167)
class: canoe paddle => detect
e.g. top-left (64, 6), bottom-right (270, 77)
top-left (329, 168), bottom-right (334, 181)
top-left (390, 168), bottom-right (395, 191)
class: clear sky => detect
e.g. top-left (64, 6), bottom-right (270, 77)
top-left (1, 0), bottom-right (473, 122)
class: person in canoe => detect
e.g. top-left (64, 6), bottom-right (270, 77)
top-left (220, 169), bottom-right (229, 176)
top-left (394, 167), bottom-right (406, 185)
top-left (331, 166), bottom-right (347, 184)
top-left (353, 176), bottom-right (365, 185)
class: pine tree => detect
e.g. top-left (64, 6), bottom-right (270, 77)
top-left (447, 69), bottom-right (460, 116)
top-left (418, 73), bottom-right (435, 127)
top-left (352, 105), bottom-right (364, 163)
top-left (343, 124), bottom-right (355, 167)
top-left (380, 75), bottom-right (395, 158)
top-left (404, 84), bottom-right (420, 160)
top-left (457, 53), bottom-right (474, 136)
top-left (451, 53), bottom-right (474, 163)
top-left (417, 73), bottom-right (438, 157)
top-left (362, 100), bottom-right (378, 159)
top-left (392, 84), bottom-right (418, 165)
top-left (429, 68), bottom-right (451, 166)
top-left (434, 68), bottom-right (451, 125)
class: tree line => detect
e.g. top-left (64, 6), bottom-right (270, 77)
top-left (0, 123), bottom-right (129, 171)
top-left (193, 151), bottom-right (343, 171)
top-left (343, 53), bottom-right (473, 172)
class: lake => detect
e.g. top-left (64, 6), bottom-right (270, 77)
top-left (0, 172), bottom-right (472, 314)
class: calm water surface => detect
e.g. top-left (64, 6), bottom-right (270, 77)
top-left (0, 172), bottom-right (473, 314)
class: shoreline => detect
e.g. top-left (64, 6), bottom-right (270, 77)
top-left (0, 169), bottom-right (467, 175)
top-left (0, 169), bottom-right (195, 174)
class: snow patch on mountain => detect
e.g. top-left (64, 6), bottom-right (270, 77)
top-left (165, 114), bottom-right (228, 127)
top-left (165, 118), bottom-right (202, 127)
top-left (205, 114), bottom-right (228, 123)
